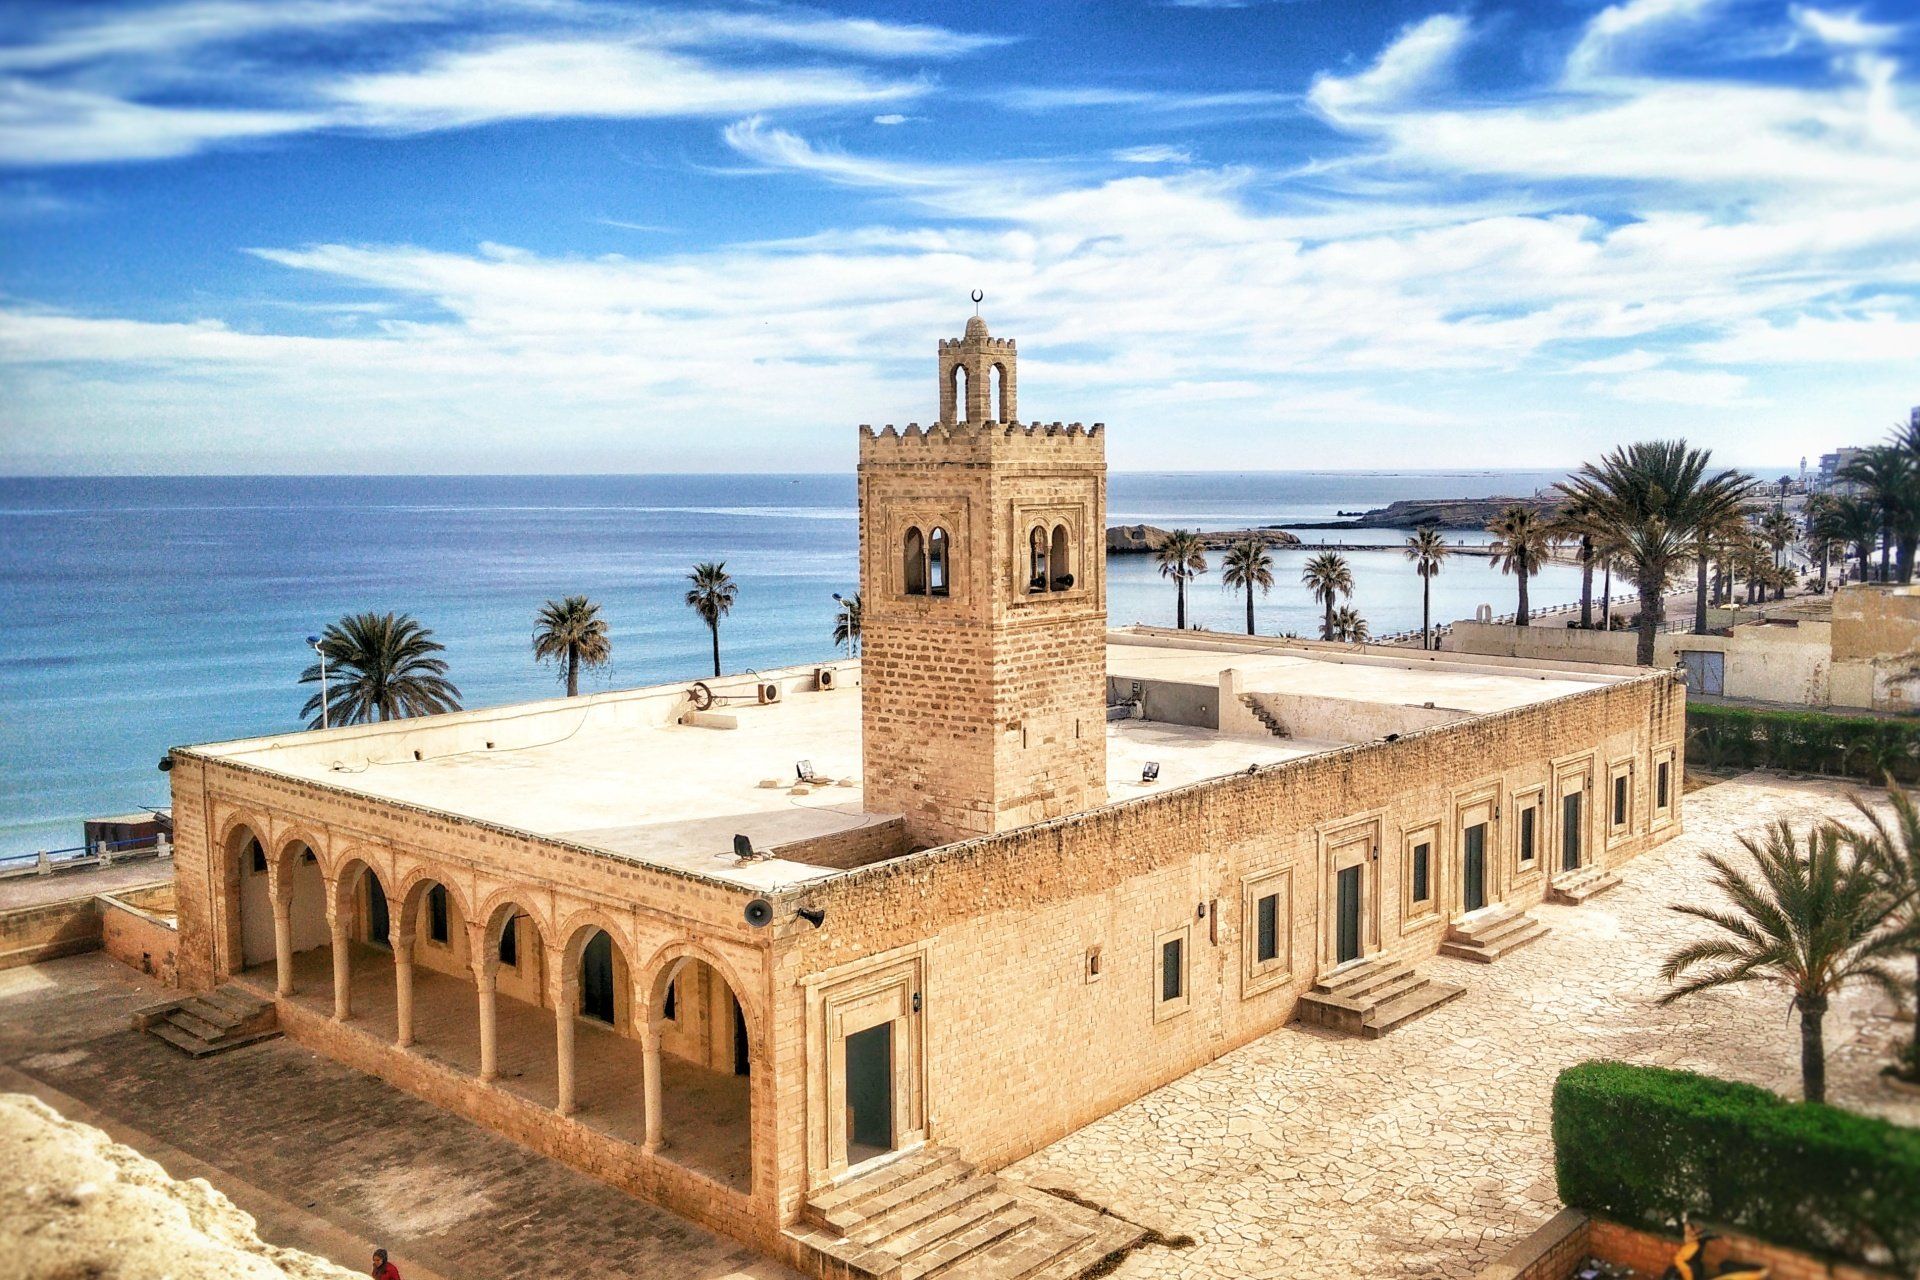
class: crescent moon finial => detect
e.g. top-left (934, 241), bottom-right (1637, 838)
top-left (971, 289), bottom-right (984, 314)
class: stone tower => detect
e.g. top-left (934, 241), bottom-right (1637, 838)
top-left (859, 312), bottom-right (1108, 847)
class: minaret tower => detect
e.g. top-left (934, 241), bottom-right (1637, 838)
top-left (858, 309), bottom-right (1108, 847)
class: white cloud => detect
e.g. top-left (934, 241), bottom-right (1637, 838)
top-left (330, 41), bottom-right (920, 131)
top-left (872, 113), bottom-right (912, 125)
top-left (1566, 349), bottom-right (1665, 374)
top-left (1596, 369), bottom-right (1758, 406)
top-left (1790, 5), bottom-right (1902, 49)
top-left (1112, 145), bottom-right (1192, 164)
top-left (1308, 14), bottom-right (1470, 115)
top-left (1565, 0), bottom-right (1717, 82)
top-left (0, 80), bottom-right (319, 165)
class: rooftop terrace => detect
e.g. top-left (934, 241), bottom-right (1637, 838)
top-left (187, 632), bottom-right (1630, 890)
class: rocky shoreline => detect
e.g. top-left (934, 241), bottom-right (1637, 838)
top-left (1283, 496), bottom-right (1559, 531)
top-left (1107, 524), bottom-right (1304, 553)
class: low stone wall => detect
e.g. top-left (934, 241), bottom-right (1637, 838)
top-left (1474, 1213), bottom-right (1901, 1280)
top-left (99, 886), bottom-right (179, 985)
top-left (0, 880), bottom-right (174, 971)
top-left (774, 817), bottom-right (909, 869)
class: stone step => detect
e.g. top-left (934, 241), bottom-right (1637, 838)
top-left (178, 996), bottom-right (246, 1030)
top-left (1548, 869), bottom-right (1623, 905)
top-left (165, 1008), bottom-right (231, 1042)
top-left (197, 985), bottom-right (271, 1018)
top-left (851, 1173), bottom-right (999, 1248)
top-left (1441, 909), bottom-right (1550, 963)
top-left (1362, 978), bottom-right (1466, 1038)
top-left (964, 1219), bottom-right (1092, 1280)
top-left (887, 1189), bottom-right (1016, 1261)
top-left (1312, 956), bottom-right (1410, 1000)
top-left (899, 1202), bottom-right (1033, 1279)
top-left (806, 1143), bottom-right (967, 1228)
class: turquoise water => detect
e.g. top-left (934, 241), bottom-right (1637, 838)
top-left (0, 470), bottom-right (1588, 856)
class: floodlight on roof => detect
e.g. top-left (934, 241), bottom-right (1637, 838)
top-left (1141, 762), bottom-right (1160, 783)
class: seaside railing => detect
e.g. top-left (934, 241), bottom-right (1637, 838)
top-left (0, 833), bottom-right (172, 880)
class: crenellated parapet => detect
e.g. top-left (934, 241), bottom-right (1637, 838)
top-left (937, 336), bottom-right (1017, 355)
top-left (858, 420), bottom-right (1105, 464)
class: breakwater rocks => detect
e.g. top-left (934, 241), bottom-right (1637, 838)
top-left (1107, 524), bottom-right (1304, 554)
top-left (1287, 496), bottom-right (1559, 531)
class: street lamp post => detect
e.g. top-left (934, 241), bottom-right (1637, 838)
top-left (306, 634), bottom-right (330, 730)
top-left (832, 593), bottom-right (852, 659)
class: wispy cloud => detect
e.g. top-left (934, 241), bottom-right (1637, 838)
top-left (0, 1), bottom-right (989, 164)
top-left (1112, 144), bottom-right (1192, 164)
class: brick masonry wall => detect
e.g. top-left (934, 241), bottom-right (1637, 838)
top-left (98, 885), bottom-right (179, 986)
top-left (772, 817), bottom-right (909, 870)
top-left (785, 673), bottom-right (1687, 1183)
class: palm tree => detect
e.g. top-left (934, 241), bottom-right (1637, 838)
top-left (532, 596), bottom-right (611, 697)
top-left (1403, 527), bottom-right (1450, 650)
top-left (1558, 441), bottom-right (1756, 665)
top-left (1154, 530), bottom-right (1209, 629)
top-left (1659, 820), bottom-right (1910, 1103)
top-left (1487, 505), bottom-right (1550, 626)
top-left (1839, 785), bottom-right (1920, 1082)
top-left (1838, 444), bottom-right (1918, 582)
top-left (1822, 495), bottom-right (1881, 585)
top-left (1549, 498), bottom-right (1601, 630)
top-left (1761, 507), bottom-right (1797, 570)
top-left (1802, 493), bottom-right (1836, 591)
top-left (1301, 551), bottom-right (1353, 641)
top-left (1692, 503), bottom-right (1748, 633)
top-left (1220, 539), bottom-right (1275, 635)
top-left (685, 562), bottom-right (737, 678)
top-left (299, 611), bottom-right (461, 729)
top-left (1328, 605), bottom-right (1369, 644)
top-left (831, 592), bottom-right (863, 656)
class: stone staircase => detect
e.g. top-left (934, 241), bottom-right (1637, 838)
top-left (1239, 695), bottom-right (1288, 738)
top-left (1438, 905), bottom-right (1550, 964)
top-left (133, 986), bottom-right (280, 1057)
top-left (1547, 866), bottom-right (1623, 905)
top-left (786, 1145), bottom-right (1145, 1280)
top-left (1294, 956), bottom-right (1464, 1039)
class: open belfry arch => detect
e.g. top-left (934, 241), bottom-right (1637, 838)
top-left (859, 310), bottom-right (1108, 846)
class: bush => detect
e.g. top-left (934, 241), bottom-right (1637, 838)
top-left (1686, 702), bottom-right (1920, 782)
top-left (1553, 1061), bottom-right (1920, 1276)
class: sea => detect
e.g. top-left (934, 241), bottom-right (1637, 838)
top-left (1, 470), bottom-right (1594, 858)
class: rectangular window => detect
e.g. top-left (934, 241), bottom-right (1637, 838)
top-left (498, 916), bottom-right (518, 968)
top-left (1613, 774), bottom-right (1629, 826)
top-left (427, 884), bottom-right (449, 944)
top-left (250, 844), bottom-right (266, 873)
top-left (1520, 806), bottom-right (1537, 863)
top-left (1656, 760), bottom-right (1670, 810)
top-left (1255, 893), bottom-right (1279, 963)
top-left (1161, 937), bottom-right (1184, 1002)
top-left (1412, 843), bottom-right (1431, 903)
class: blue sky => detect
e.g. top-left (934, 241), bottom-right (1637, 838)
top-left (0, 0), bottom-right (1915, 475)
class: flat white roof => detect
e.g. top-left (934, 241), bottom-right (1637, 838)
top-left (193, 633), bottom-right (1622, 889)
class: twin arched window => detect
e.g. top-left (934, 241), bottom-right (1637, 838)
top-left (903, 525), bottom-right (950, 597)
top-left (1029, 524), bottom-right (1074, 594)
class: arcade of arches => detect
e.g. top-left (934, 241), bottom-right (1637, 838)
top-left (221, 821), bottom-right (753, 1191)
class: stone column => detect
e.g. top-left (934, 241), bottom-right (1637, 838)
top-left (330, 919), bottom-right (351, 1021)
top-left (392, 927), bottom-right (414, 1048)
top-left (641, 1022), bottom-right (663, 1152)
top-left (271, 898), bottom-right (294, 997)
top-left (556, 975), bottom-right (578, 1116)
top-left (476, 965), bottom-right (498, 1082)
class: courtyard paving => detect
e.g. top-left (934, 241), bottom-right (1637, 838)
top-left (1005, 772), bottom-right (1920, 1280)
top-left (0, 954), bottom-right (795, 1280)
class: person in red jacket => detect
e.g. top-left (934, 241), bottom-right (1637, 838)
top-left (371, 1248), bottom-right (401, 1280)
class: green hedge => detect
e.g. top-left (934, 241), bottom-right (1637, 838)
top-left (1686, 702), bottom-right (1920, 782)
top-left (1553, 1061), bottom-right (1920, 1276)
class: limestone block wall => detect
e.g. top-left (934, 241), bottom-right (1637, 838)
top-left (780, 674), bottom-right (1684, 1186)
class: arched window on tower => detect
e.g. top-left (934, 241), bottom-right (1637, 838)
top-left (990, 364), bottom-right (1007, 423)
top-left (928, 527), bottom-right (950, 596)
top-left (1029, 526), bottom-right (1049, 593)
top-left (1050, 525), bottom-right (1073, 591)
top-left (951, 364), bottom-right (969, 422)
top-left (903, 527), bottom-right (927, 595)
